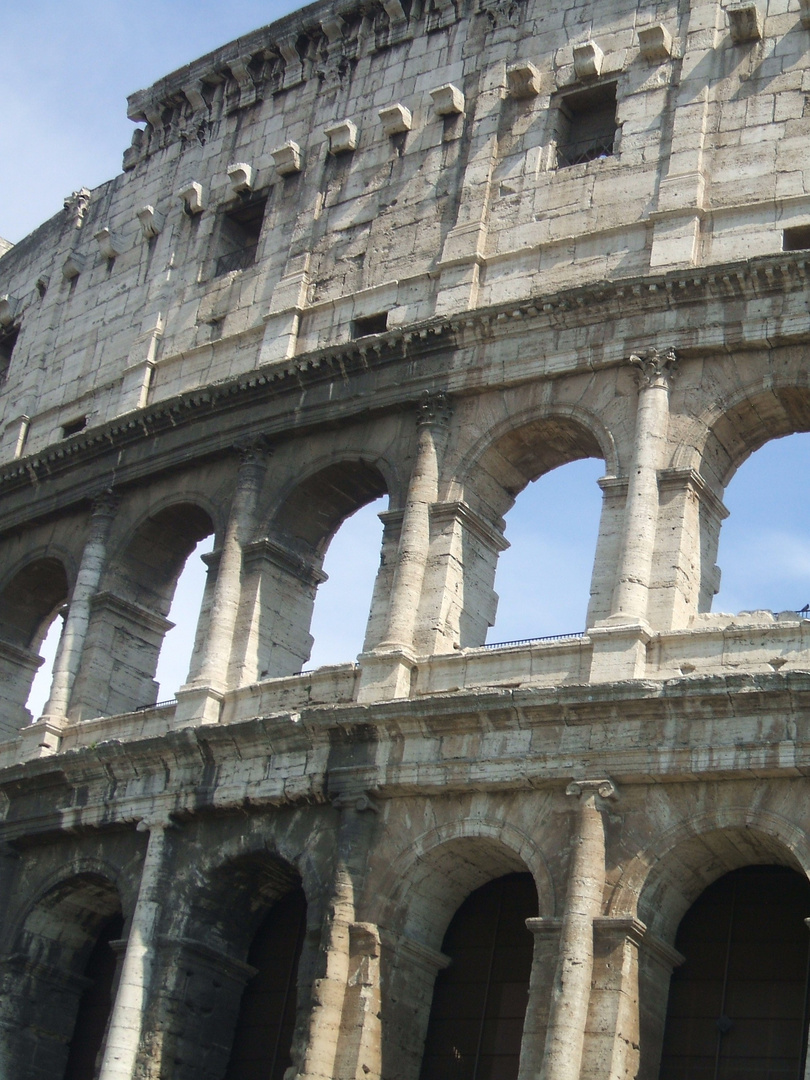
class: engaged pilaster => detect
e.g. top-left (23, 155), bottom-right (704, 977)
top-left (590, 349), bottom-right (676, 682)
top-left (25, 491), bottom-right (118, 757)
top-left (174, 440), bottom-right (270, 725)
top-left (358, 391), bottom-right (451, 702)
top-left (97, 815), bottom-right (173, 1080)
top-left (540, 778), bottom-right (617, 1080)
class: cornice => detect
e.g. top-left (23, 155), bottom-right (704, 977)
top-left (2, 669), bottom-right (810, 842)
top-left (1, 251), bottom-right (808, 521)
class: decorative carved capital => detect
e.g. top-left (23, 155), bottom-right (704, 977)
top-left (232, 434), bottom-right (274, 467)
top-left (63, 188), bottom-right (91, 229)
top-left (629, 347), bottom-right (677, 389)
top-left (417, 389), bottom-right (453, 427)
top-left (332, 791), bottom-right (380, 813)
top-left (90, 488), bottom-right (119, 519)
top-left (566, 778), bottom-right (618, 802)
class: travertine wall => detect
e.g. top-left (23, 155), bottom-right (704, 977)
top-left (4, 0), bottom-right (810, 1077)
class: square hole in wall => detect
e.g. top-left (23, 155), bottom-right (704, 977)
top-left (555, 83), bottom-right (617, 168)
top-left (783, 225), bottom-right (810, 251)
top-left (0, 324), bottom-right (19, 378)
top-left (214, 192), bottom-right (268, 276)
top-left (353, 312), bottom-right (389, 337)
top-left (62, 416), bottom-right (87, 438)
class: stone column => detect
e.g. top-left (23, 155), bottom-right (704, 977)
top-left (97, 817), bottom-right (171, 1080)
top-left (358, 392), bottom-right (451, 702)
top-left (298, 792), bottom-right (379, 1080)
top-left (610, 348), bottom-right (677, 624)
top-left (36, 491), bottom-right (117, 734)
top-left (540, 778), bottom-right (617, 1080)
top-left (174, 441), bottom-right (269, 725)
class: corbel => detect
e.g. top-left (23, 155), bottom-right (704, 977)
top-left (227, 162), bottom-right (254, 193)
top-left (379, 103), bottom-right (412, 135)
top-left (0, 295), bottom-right (19, 328)
top-left (506, 61), bottom-right (541, 98)
top-left (183, 81), bottom-right (207, 113)
top-left (137, 206), bottom-right (165, 240)
top-left (638, 24), bottom-right (673, 61)
top-left (325, 119), bottom-right (359, 154)
top-left (430, 83), bottom-right (465, 116)
top-left (62, 252), bottom-right (86, 281)
top-left (321, 15), bottom-right (346, 48)
top-left (573, 41), bottom-right (604, 79)
top-left (270, 141), bottom-right (303, 175)
top-left (227, 54), bottom-right (257, 106)
top-left (178, 182), bottom-right (204, 216)
top-left (94, 227), bottom-right (123, 259)
top-left (726, 1), bottom-right (763, 42)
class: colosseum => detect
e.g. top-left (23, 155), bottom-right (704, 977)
top-left (2, 0), bottom-right (810, 1076)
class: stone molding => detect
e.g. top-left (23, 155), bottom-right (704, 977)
top-left (243, 538), bottom-right (327, 587)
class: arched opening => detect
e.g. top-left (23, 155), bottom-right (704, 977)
top-left (458, 414), bottom-right (608, 649)
top-left (63, 910), bottom-right (125, 1080)
top-left (308, 497), bottom-right (387, 668)
top-left (243, 460), bottom-right (388, 680)
top-left (419, 873), bottom-right (537, 1080)
top-left (2, 873), bottom-right (123, 1080)
top-left (159, 853), bottom-right (309, 1080)
top-left (486, 459), bottom-right (604, 643)
top-left (224, 885), bottom-right (307, 1080)
top-left (154, 533), bottom-right (215, 700)
top-left (659, 865), bottom-right (810, 1080)
top-left (69, 503), bottom-right (214, 718)
top-left (712, 433), bottom-right (810, 615)
top-left (0, 556), bottom-right (69, 735)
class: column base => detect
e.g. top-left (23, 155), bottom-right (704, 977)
top-left (172, 685), bottom-right (224, 726)
top-left (19, 717), bottom-right (67, 760)
top-left (588, 620), bottom-right (652, 682)
top-left (356, 649), bottom-right (417, 703)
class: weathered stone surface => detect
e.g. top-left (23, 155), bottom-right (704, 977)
top-left (3, 0), bottom-right (810, 1075)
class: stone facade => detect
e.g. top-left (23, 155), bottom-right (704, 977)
top-left (2, 0), bottom-right (810, 1076)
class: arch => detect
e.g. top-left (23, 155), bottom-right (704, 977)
top-left (271, 457), bottom-right (389, 555)
top-left (0, 871), bottom-right (123, 1080)
top-left (69, 500), bottom-right (215, 718)
top-left (240, 457), bottom-right (391, 678)
top-left (658, 864), bottom-right (810, 1080)
top-left (374, 824), bottom-right (551, 1080)
top-left (374, 819), bottom-right (555, 952)
top-left (156, 849), bottom-right (311, 1080)
top-left (452, 403), bottom-right (616, 521)
top-left (674, 380), bottom-right (810, 492)
top-left (610, 812), bottom-right (810, 945)
top-left (419, 872), bottom-right (539, 1080)
top-left (0, 554), bottom-right (70, 734)
top-left (429, 406), bottom-right (612, 648)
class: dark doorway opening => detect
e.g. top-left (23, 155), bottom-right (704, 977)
top-left (225, 885), bottom-right (307, 1080)
top-left (62, 910), bottom-right (124, 1080)
top-left (420, 872), bottom-right (537, 1080)
top-left (660, 864), bottom-right (810, 1080)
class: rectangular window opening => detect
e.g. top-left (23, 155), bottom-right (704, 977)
top-left (0, 325), bottom-right (19, 377)
top-left (555, 83), bottom-right (617, 169)
top-left (353, 312), bottom-right (390, 338)
top-left (214, 193), bottom-right (268, 277)
top-left (783, 225), bottom-right (810, 252)
top-left (62, 416), bottom-right (87, 438)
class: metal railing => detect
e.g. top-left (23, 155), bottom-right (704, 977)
top-left (482, 632), bottom-right (585, 650)
top-left (135, 698), bottom-right (178, 712)
top-left (556, 136), bottom-right (614, 168)
top-left (215, 243), bottom-right (258, 276)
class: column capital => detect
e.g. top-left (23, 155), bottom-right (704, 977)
top-left (566, 777), bottom-right (619, 802)
top-left (629, 346), bottom-right (678, 389)
top-left (417, 389), bottom-right (452, 427)
top-left (90, 487), bottom-right (119, 517)
top-left (232, 434), bottom-right (274, 467)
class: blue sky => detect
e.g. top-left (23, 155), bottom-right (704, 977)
top-left (4, 4), bottom-right (809, 711)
